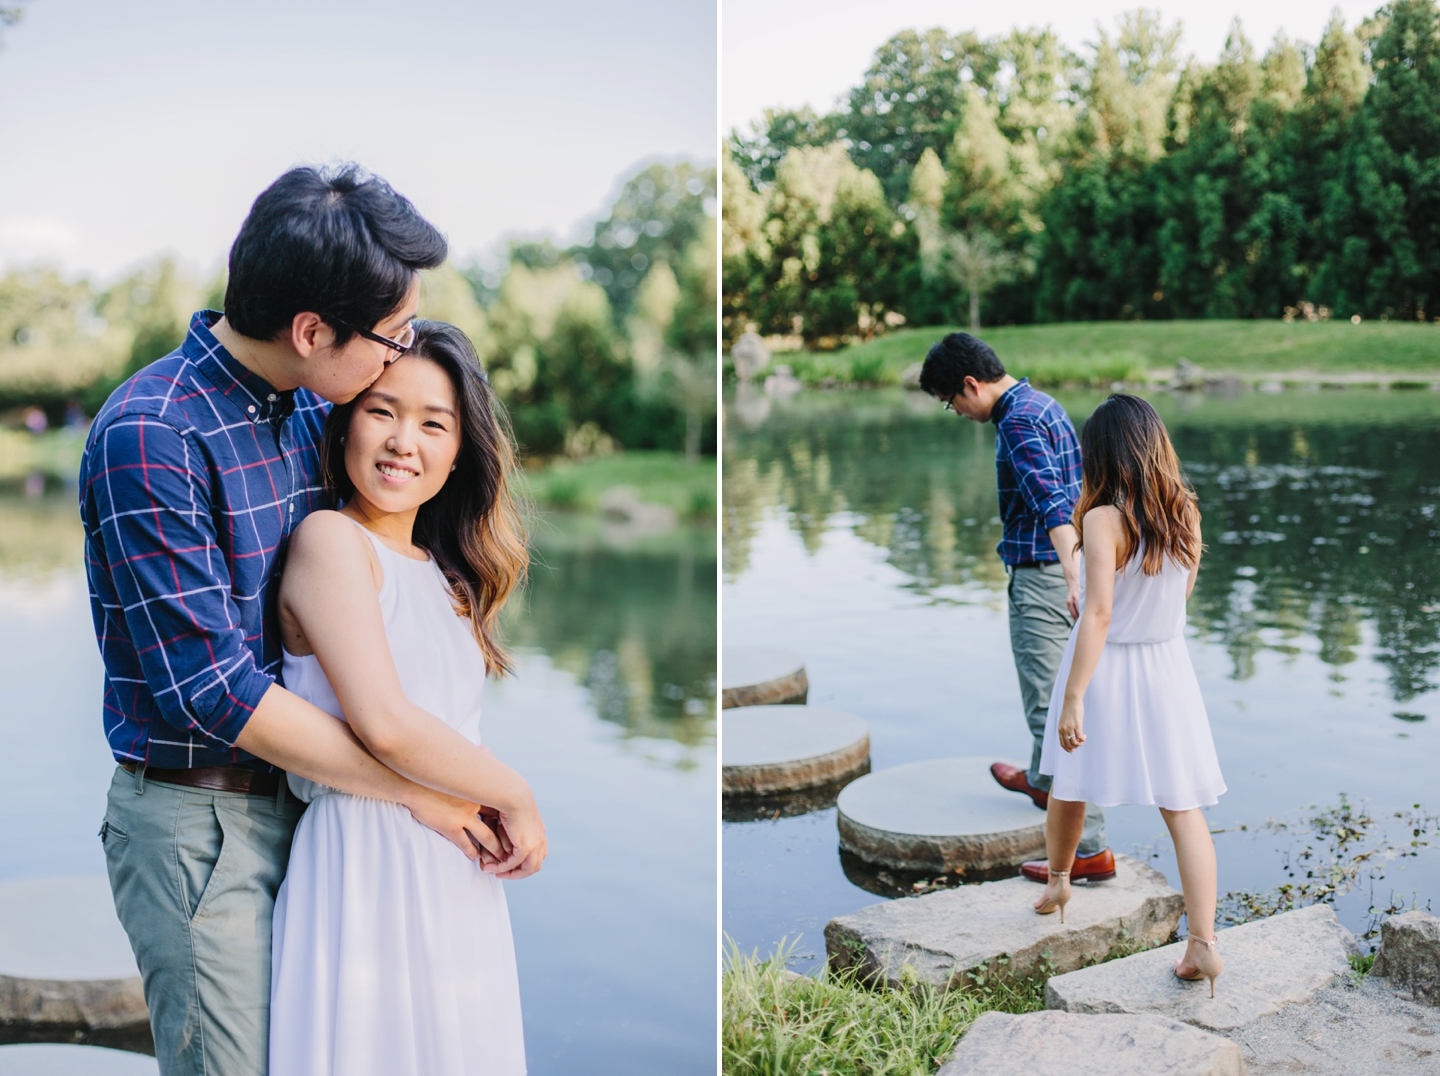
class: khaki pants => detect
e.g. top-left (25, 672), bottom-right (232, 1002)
top-left (101, 764), bottom-right (304, 1075)
top-left (1007, 563), bottom-right (1107, 857)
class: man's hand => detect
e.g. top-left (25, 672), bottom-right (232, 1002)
top-left (405, 788), bottom-right (506, 862)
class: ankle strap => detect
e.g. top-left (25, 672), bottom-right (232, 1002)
top-left (1184, 933), bottom-right (1218, 949)
top-left (1048, 869), bottom-right (1070, 878)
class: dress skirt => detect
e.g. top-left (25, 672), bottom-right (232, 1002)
top-left (269, 793), bottom-right (526, 1076)
top-left (1038, 631), bottom-right (1226, 811)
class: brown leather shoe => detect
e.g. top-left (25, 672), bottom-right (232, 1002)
top-left (1021, 847), bottom-right (1117, 883)
top-left (989, 762), bottom-right (1048, 810)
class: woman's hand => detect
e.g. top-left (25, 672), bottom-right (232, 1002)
top-left (406, 788), bottom-right (507, 862)
top-left (490, 794), bottom-right (548, 880)
top-left (1057, 697), bottom-right (1086, 754)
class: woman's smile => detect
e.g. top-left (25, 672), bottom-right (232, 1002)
top-left (376, 460), bottom-right (419, 483)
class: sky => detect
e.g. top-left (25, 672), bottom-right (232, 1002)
top-left (0, 0), bottom-right (717, 280)
top-left (723, 0), bottom-right (1378, 135)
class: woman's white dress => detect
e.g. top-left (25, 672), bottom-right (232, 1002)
top-left (1039, 549), bottom-right (1226, 811)
top-left (270, 525), bottom-right (525, 1076)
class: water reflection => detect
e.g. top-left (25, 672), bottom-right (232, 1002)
top-left (515, 516), bottom-right (716, 757)
top-left (723, 388), bottom-right (1440, 704)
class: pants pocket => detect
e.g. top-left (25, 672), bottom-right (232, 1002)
top-left (99, 816), bottom-right (129, 843)
top-left (176, 801), bottom-right (228, 922)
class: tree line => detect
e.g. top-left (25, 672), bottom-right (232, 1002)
top-left (0, 160), bottom-right (717, 460)
top-left (723, 2), bottom-right (1440, 346)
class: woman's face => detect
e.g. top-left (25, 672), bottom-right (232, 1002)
top-left (343, 354), bottom-right (461, 516)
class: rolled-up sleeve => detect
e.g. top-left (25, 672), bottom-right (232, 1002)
top-left (1000, 418), bottom-right (1074, 531)
top-left (88, 414), bottom-right (274, 746)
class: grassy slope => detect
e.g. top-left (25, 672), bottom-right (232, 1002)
top-left (521, 450), bottom-right (717, 517)
top-left (774, 320), bottom-right (1440, 386)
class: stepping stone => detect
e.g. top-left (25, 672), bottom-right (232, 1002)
top-left (1045, 903), bottom-right (1359, 1031)
top-left (836, 757), bottom-right (1046, 872)
top-left (722, 706), bottom-right (869, 795)
top-left (825, 853), bottom-right (1183, 989)
top-left (0, 1044), bottom-right (158, 1073)
top-left (939, 1010), bottom-right (1245, 1076)
top-left (0, 877), bottom-right (149, 1051)
top-left (721, 647), bottom-right (808, 709)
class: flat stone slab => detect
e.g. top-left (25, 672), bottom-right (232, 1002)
top-left (836, 757), bottom-right (1046, 872)
top-left (721, 646), bottom-right (808, 708)
top-left (939, 1010), bottom-right (1246, 1076)
top-left (1046, 904), bottom-right (1359, 1031)
top-left (826, 854), bottom-right (1183, 989)
top-left (0, 877), bottom-right (149, 1050)
top-left (722, 706), bottom-right (870, 794)
top-left (1219, 973), bottom-right (1440, 1075)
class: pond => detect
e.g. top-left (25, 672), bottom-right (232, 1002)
top-left (723, 383), bottom-right (1440, 972)
top-left (0, 488), bottom-right (716, 1076)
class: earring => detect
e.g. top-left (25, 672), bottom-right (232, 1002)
top-left (340, 436), bottom-right (345, 443)
top-left (450, 464), bottom-right (457, 472)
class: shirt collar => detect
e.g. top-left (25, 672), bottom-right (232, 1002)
top-left (184, 310), bottom-right (295, 424)
top-left (990, 377), bottom-right (1030, 424)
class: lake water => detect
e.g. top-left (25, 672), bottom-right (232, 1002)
top-left (723, 384), bottom-right (1440, 972)
top-left (0, 491), bottom-right (716, 1075)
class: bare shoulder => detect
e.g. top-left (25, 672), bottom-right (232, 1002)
top-left (285, 510), bottom-right (378, 582)
top-left (1083, 504), bottom-right (1123, 531)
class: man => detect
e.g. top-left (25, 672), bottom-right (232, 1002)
top-left (81, 165), bottom-right (494, 1075)
top-left (918, 332), bottom-right (1113, 882)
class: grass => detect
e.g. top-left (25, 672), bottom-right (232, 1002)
top-left (766, 319), bottom-right (1440, 388)
top-left (0, 426), bottom-right (87, 483)
top-left (520, 450), bottom-right (716, 518)
top-left (723, 940), bottom-right (1046, 1076)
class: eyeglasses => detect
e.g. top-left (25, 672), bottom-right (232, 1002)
top-left (326, 317), bottom-right (416, 356)
top-left (943, 396), bottom-right (956, 412)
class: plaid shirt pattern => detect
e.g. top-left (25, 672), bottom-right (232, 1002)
top-left (80, 311), bottom-right (330, 769)
top-left (992, 378), bottom-right (1082, 566)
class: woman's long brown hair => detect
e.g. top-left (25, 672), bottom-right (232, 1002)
top-left (1073, 393), bottom-right (1201, 575)
top-left (321, 320), bottom-right (529, 675)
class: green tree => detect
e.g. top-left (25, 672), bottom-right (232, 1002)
top-left (569, 161), bottom-right (716, 318)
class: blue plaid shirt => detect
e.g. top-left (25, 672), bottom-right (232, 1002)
top-left (80, 311), bottom-right (330, 770)
top-left (991, 378), bottom-right (1081, 566)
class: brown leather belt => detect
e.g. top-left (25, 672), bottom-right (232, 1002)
top-left (121, 761), bottom-right (281, 797)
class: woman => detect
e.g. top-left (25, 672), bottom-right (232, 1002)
top-left (269, 321), bottom-right (544, 1074)
top-left (1034, 393), bottom-right (1226, 997)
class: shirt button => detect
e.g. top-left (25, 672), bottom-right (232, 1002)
top-left (289, 503), bottom-right (295, 512)
top-left (247, 405), bottom-right (256, 414)
top-left (267, 394), bottom-right (277, 401)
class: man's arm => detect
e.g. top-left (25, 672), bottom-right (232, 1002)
top-left (87, 416), bottom-right (494, 860)
top-left (1001, 418), bottom-right (1081, 616)
top-left (1048, 523), bottom-right (1081, 620)
top-left (235, 686), bottom-right (501, 861)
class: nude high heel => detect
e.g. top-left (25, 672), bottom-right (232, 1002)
top-left (1173, 933), bottom-right (1223, 998)
top-left (1034, 869), bottom-right (1071, 923)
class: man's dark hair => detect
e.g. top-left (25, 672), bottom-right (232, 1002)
top-left (223, 164), bottom-right (447, 345)
top-left (918, 332), bottom-right (1007, 398)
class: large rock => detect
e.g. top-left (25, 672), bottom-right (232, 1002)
top-left (722, 705), bottom-right (870, 795)
top-left (1371, 909), bottom-right (1440, 1005)
top-left (836, 757), bottom-right (1046, 872)
top-left (721, 646), bottom-right (808, 709)
top-left (939, 1010), bottom-right (1247, 1076)
top-left (1045, 904), bottom-right (1359, 1031)
top-left (0, 876), bottom-right (150, 1052)
top-left (731, 332), bottom-right (770, 381)
top-left (825, 853), bottom-right (1183, 990)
